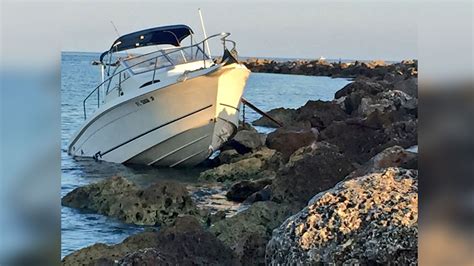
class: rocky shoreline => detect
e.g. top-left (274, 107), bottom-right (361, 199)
top-left (242, 58), bottom-right (417, 81)
top-left (62, 60), bottom-right (418, 265)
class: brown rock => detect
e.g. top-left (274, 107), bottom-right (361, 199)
top-left (266, 168), bottom-right (418, 265)
top-left (252, 107), bottom-right (298, 128)
top-left (266, 128), bottom-right (318, 161)
top-left (347, 145), bottom-right (417, 179)
top-left (199, 148), bottom-right (277, 182)
top-left (210, 201), bottom-right (292, 265)
top-left (226, 177), bottom-right (273, 202)
top-left (295, 100), bottom-right (348, 130)
top-left (63, 216), bottom-right (239, 266)
top-left (271, 142), bottom-right (355, 208)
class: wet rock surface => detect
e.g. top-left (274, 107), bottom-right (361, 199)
top-left (266, 168), bottom-right (418, 265)
top-left (61, 176), bottom-right (198, 226)
top-left (226, 177), bottom-right (273, 202)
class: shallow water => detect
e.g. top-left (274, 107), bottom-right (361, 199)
top-left (61, 52), bottom-right (350, 257)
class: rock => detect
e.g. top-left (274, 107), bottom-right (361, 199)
top-left (217, 149), bottom-right (241, 164)
top-left (210, 201), bottom-right (292, 265)
top-left (62, 230), bottom-right (160, 265)
top-left (206, 210), bottom-right (227, 226)
top-left (242, 185), bottom-right (272, 204)
top-left (150, 216), bottom-right (239, 265)
top-left (243, 58), bottom-right (417, 80)
top-left (226, 177), bottom-right (273, 202)
top-left (199, 148), bottom-right (277, 183)
top-left (384, 119), bottom-right (418, 148)
top-left (63, 216), bottom-right (239, 265)
top-left (357, 90), bottom-right (417, 118)
top-left (61, 176), bottom-right (198, 225)
top-left (266, 128), bottom-right (318, 161)
top-left (347, 145), bottom-right (418, 179)
top-left (337, 81), bottom-right (397, 116)
top-left (394, 77), bottom-right (418, 98)
top-left (271, 142), bottom-right (355, 208)
top-left (320, 120), bottom-right (389, 164)
top-left (266, 168), bottom-right (418, 265)
top-left (119, 248), bottom-right (167, 265)
top-left (295, 100), bottom-right (348, 130)
top-left (199, 157), bottom-right (264, 182)
top-left (226, 129), bottom-right (264, 154)
top-left (252, 107), bottom-right (298, 128)
top-left (335, 80), bottom-right (387, 100)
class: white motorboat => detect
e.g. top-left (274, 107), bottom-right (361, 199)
top-left (67, 24), bottom-right (250, 167)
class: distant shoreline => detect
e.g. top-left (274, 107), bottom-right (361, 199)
top-left (61, 51), bottom-right (407, 64)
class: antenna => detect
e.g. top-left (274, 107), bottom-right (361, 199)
top-left (110, 21), bottom-right (121, 37)
top-left (198, 8), bottom-right (212, 58)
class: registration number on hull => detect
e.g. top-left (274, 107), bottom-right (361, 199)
top-left (135, 96), bottom-right (155, 107)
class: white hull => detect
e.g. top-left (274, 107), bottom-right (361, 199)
top-left (68, 63), bottom-right (249, 167)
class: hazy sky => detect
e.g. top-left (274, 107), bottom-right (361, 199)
top-left (50, 1), bottom-right (418, 61)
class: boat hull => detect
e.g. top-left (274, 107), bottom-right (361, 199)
top-left (68, 63), bottom-right (249, 167)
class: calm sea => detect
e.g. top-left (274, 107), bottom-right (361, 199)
top-left (60, 52), bottom-right (351, 257)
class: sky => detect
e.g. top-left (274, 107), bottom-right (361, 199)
top-left (51, 1), bottom-right (419, 61)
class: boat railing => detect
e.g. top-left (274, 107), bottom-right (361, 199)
top-left (82, 32), bottom-right (235, 120)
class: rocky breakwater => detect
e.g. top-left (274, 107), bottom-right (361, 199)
top-left (242, 58), bottom-right (418, 80)
top-left (62, 70), bottom-right (418, 264)
top-left (254, 77), bottom-right (418, 164)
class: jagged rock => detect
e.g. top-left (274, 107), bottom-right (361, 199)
top-left (210, 201), bottom-right (292, 265)
top-left (320, 120), bottom-right (387, 164)
top-left (271, 142), bottom-right (354, 208)
top-left (347, 145), bottom-right (417, 179)
top-left (63, 216), bottom-right (239, 265)
top-left (61, 176), bottom-right (198, 225)
top-left (242, 185), bottom-right (272, 204)
top-left (335, 80), bottom-right (387, 100)
top-left (358, 90), bottom-right (417, 118)
top-left (394, 77), bottom-right (418, 98)
top-left (266, 168), bottom-right (418, 265)
top-left (384, 119), bottom-right (418, 148)
top-left (226, 177), bottom-right (273, 202)
top-left (295, 100), bottom-right (348, 130)
top-left (252, 107), bottom-right (298, 128)
top-left (199, 148), bottom-right (277, 182)
top-left (266, 128), bottom-right (318, 161)
top-left (226, 129), bottom-right (264, 153)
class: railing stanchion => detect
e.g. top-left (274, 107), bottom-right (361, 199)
top-left (152, 57), bottom-right (158, 83)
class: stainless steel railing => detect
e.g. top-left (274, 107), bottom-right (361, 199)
top-left (82, 32), bottom-right (235, 120)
